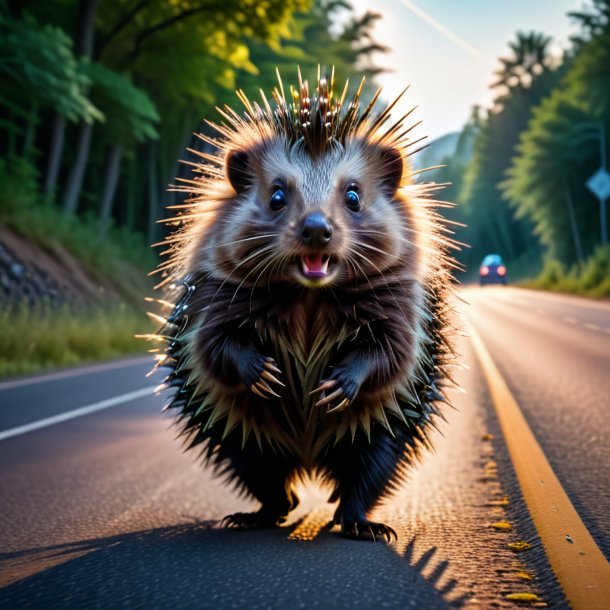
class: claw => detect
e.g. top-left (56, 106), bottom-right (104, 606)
top-left (250, 384), bottom-right (268, 399)
top-left (341, 520), bottom-right (397, 542)
top-left (263, 360), bottom-right (282, 375)
top-left (383, 525), bottom-right (398, 541)
top-left (220, 514), bottom-right (235, 528)
top-left (261, 370), bottom-right (285, 387)
top-left (309, 379), bottom-right (338, 396)
top-left (327, 397), bottom-right (350, 413)
top-left (257, 379), bottom-right (280, 398)
top-left (315, 387), bottom-right (344, 407)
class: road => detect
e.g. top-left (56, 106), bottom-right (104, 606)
top-left (0, 287), bottom-right (608, 609)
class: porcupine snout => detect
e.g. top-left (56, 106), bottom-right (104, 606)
top-left (300, 212), bottom-right (333, 247)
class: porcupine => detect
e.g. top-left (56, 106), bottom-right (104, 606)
top-left (153, 69), bottom-right (457, 541)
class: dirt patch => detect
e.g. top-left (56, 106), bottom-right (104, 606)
top-left (0, 226), bottom-right (148, 307)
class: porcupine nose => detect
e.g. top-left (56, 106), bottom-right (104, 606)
top-left (301, 212), bottom-right (333, 247)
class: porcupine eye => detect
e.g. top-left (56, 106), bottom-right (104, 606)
top-left (269, 184), bottom-right (287, 211)
top-left (345, 183), bottom-right (361, 212)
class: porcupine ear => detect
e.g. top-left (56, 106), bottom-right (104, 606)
top-left (376, 146), bottom-right (404, 197)
top-left (226, 150), bottom-right (251, 194)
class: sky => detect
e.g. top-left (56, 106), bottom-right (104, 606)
top-left (346, 0), bottom-right (586, 139)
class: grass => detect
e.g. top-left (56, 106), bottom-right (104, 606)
top-left (523, 245), bottom-right (610, 298)
top-left (0, 302), bottom-right (153, 379)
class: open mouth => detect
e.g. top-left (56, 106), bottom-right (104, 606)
top-left (301, 253), bottom-right (331, 279)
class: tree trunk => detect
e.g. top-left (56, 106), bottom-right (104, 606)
top-left (61, 0), bottom-right (99, 215)
top-left (22, 102), bottom-right (39, 161)
top-left (124, 149), bottom-right (137, 233)
top-left (496, 204), bottom-right (517, 260)
top-left (7, 110), bottom-right (17, 158)
top-left (148, 142), bottom-right (159, 243)
top-left (44, 114), bottom-right (66, 197)
top-left (98, 144), bottom-right (122, 236)
top-left (76, 0), bottom-right (99, 56)
top-left (167, 110), bottom-right (198, 212)
top-left (62, 121), bottom-right (93, 215)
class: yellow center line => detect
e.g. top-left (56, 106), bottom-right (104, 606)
top-left (466, 319), bottom-right (610, 610)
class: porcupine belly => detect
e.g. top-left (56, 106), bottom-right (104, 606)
top-left (258, 297), bottom-right (335, 468)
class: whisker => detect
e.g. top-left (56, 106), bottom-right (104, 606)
top-left (346, 247), bottom-right (378, 296)
top-left (210, 245), bottom-right (275, 307)
top-left (350, 238), bottom-right (395, 259)
top-left (349, 245), bottom-right (410, 321)
top-left (248, 254), bottom-right (283, 313)
top-left (218, 234), bottom-right (279, 247)
top-left (228, 250), bottom-right (277, 307)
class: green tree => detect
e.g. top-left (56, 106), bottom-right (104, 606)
top-left (501, 91), bottom-right (595, 263)
top-left (93, 0), bottom-right (311, 236)
top-left (80, 61), bottom-right (159, 235)
top-left (234, 1), bottom-right (386, 111)
top-left (61, 0), bottom-right (103, 214)
top-left (502, 17), bottom-right (610, 262)
top-left (0, 13), bottom-right (100, 166)
top-left (458, 31), bottom-right (560, 275)
top-left (492, 31), bottom-right (553, 95)
top-left (569, 0), bottom-right (610, 48)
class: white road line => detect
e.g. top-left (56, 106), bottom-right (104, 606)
top-left (536, 308), bottom-right (546, 315)
top-left (0, 387), bottom-right (154, 442)
top-left (508, 287), bottom-right (610, 312)
top-left (0, 356), bottom-right (151, 391)
top-left (563, 316), bottom-right (578, 324)
top-left (585, 323), bottom-right (601, 332)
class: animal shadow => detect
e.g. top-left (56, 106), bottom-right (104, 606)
top-left (0, 520), bottom-right (465, 609)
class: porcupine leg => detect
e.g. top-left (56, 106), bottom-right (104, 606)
top-left (321, 422), bottom-right (402, 541)
top-left (218, 435), bottom-right (299, 529)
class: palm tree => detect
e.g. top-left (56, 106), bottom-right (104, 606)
top-left (492, 31), bottom-right (553, 92)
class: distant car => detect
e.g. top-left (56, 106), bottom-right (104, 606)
top-left (479, 254), bottom-right (507, 285)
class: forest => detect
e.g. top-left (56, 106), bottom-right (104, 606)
top-left (0, 0), bottom-right (609, 375)
top-left (442, 0), bottom-right (610, 294)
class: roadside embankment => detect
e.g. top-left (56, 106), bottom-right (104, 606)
top-left (0, 226), bottom-right (154, 379)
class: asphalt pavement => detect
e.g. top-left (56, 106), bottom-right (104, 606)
top-left (463, 287), bottom-right (610, 560)
top-left (0, 287), bottom-right (608, 609)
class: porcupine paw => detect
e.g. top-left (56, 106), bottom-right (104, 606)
top-left (242, 355), bottom-right (284, 399)
top-left (340, 518), bottom-right (398, 542)
top-left (311, 366), bottom-right (360, 413)
top-left (221, 509), bottom-right (285, 530)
